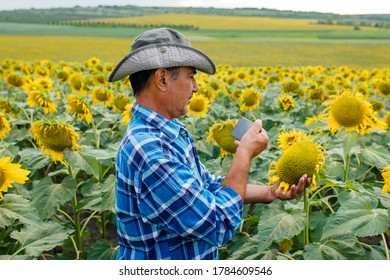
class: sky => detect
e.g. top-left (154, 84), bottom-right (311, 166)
top-left (0, 0), bottom-right (389, 15)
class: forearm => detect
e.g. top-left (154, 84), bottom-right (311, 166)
top-left (221, 149), bottom-right (252, 200)
top-left (244, 183), bottom-right (275, 204)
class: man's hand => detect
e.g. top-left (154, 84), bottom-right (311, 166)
top-left (272, 174), bottom-right (312, 200)
top-left (235, 119), bottom-right (268, 159)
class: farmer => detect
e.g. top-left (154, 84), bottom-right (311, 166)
top-left (109, 27), bottom-right (311, 260)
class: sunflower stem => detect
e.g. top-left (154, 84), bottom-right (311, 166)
top-left (72, 194), bottom-right (83, 259)
top-left (382, 233), bottom-right (389, 260)
top-left (343, 152), bottom-right (351, 182)
top-left (91, 118), bottom-right (100, 149)
top-left (303, 187), bottom-right (310, 246)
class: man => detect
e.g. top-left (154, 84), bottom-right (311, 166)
top-left (109, 28), bottom-right (311, 260)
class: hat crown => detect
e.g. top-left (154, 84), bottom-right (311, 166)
top-left (131, 28), bottom-right (191, 51)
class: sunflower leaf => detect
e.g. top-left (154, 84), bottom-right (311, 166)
top-left (31, 176), bottom-right (77, 220)
top-left (10, 221), bottom-right (74, 258)
top-left (322, 196), bottom-right (389, 239)
top-left (303, 234), bottom-right (365, 260)
top-left (78, 174), bottom-right (115, 212)
top-left (361, 143), bottom-right (390, 170)
top-left (64, 149), bottom-right (100, 179)
top-left (0, 194), bottom-right (42, 229)
top-left (257, 202), bottom-right (306, 252)
top-left (86, 239), bottom-right (118, 260)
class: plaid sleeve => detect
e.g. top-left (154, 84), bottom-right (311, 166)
top-left (138, 154), bottom-right (243, 247)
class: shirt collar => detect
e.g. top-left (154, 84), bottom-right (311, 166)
top-left (131, 103), bottom-right (186, 142)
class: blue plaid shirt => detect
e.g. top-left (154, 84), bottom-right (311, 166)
top-left (115, 103), bottom-right (243, 260)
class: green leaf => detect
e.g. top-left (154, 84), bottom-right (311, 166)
top-left (361, 143), bottom-right (390, 170)
top-left (86, 239), bottom-right (118, 260)
top-left (78, 174), bottom-right (115, 212)
top-left (0, 194), bottom-right (41, 229)
top-left (31, 176), bottom-right (77, 219)
top-left (342, 131), bottom-right (359, 157)
top-left (257, 202), bottom-right (306, 252)
top-left (64, 149), bottom-right (100, 179)
top-left (303, 235), bottom-right (365, 260)
top-left (10, 221), bottom-right (74, 258)
top-left (322, 196), bottom-right (389, 239)
top-left (18, 148), bottom-right (51, 170)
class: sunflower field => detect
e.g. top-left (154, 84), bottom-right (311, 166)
top-left (0, 57), bottom-right (389, 260)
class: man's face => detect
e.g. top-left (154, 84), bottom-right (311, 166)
top-left (165, 67), bottom-right (198, 119)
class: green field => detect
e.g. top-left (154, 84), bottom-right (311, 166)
top-left (0, 7), bottom-right (389, 68)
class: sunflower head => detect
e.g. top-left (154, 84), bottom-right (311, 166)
top-left (383, 112), bottom-right (390, 129)
top-left (268, 140), bottom-right (325, 192)
top-left (92, 87), bottom-right (113, 106)
top-left (5, 72), bottom-right (25, 88)
top-left (308, 87), bottom-right (326, 102)
top-left (207, 120), bottom-right (237, 157)
top-left (278, 95), bottom-right (295, 111)
top-left (377, 82), bottom-right (390, 97)
top-left (30, 120), bottom-right (81, 163)
top-left (68, 72), bottom-right (85, 92)
top-left (277, 129), bottom-right (314, 150)
top-left (381, 166), bottom-right (390, 197)
top-left (240, 88), bottom-right (261, 112)
top-left (27, 90), bottom-right (57, 114)
top-left (0, 99), bottom-right (18, 118)
top-left (0, 157), bottom-right (30, 200)
top-left (122, 103), bottom-right (133, 126)
top-left (187, 94), bottom-right (209, 118)
top-left (322, 91), bottom-right (382, 135)
top-left (0, 112), bottom-right (11, 140)
top-left (67, 95), bottom-right (93, 124)
top-left (113, 93), bottom-right (131, 112)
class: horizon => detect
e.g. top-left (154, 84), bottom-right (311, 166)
top-left (0, 1), bottom-right (390, 15)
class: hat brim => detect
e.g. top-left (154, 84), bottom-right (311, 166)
top-left (108, 43), bottom-right (216, 82)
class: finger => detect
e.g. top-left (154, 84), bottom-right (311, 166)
top-left (249, 119), bottom-right (263, 135)
top-left (234, 140), bottom-right (240, 147)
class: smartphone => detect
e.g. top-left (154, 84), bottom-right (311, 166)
top-left (231, 117), bottom-right (253, 141)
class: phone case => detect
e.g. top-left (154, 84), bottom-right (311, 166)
top-left (231, 117), bottom-right (253, 140)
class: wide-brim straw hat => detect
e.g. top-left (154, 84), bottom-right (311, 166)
top-left (108, 27), bottom-right (216, 82)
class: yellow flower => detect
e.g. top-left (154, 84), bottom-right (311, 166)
top-left (67, 95), bottom-right (93, 124)
top-left (0, 99), bottom-right (18, 118)
top-left (369, 100), bottom-right (385, 112)
top-left (207, 120), bottom-right (237, 157)
top-left (277, 129), bottom-right (314, 151)
top-left (30, 120), bottom-right (81, 163)
top-left (268, 140), bottom-right (325, 192)
top-left (239, 88), bottom-right (261, 112)
top-left (85, 56), bottom-right (101, 68)
top-left (122, 103), bottom-right (133, 126)
top-left (0, 157), bottom-right (30, 200)
top-left (188, 94), bottom-right (209, 118)
top-left (68, 72), bottom-right (85, 92)
top-left (27, 90), bottom-right (57, 114)
top-left (34, 66), bottom-right (51, 78)
top-left (321, 91), bottom-right (383, 135)
top-left (197, 87), bottom-right (215, 103)
top-left (91, 87), bottom-right (113, 106)
top-left (0, 112), bottom-right (11, 140)
top-left (282, 81), bottom-right (301, 94)
top-left (113, 93), bottom-right (131, 112)
top-left (377, 82), bottom-right (390, 97)
top-left (381, 166), bottom-right (390, 197)
top-left (308, 87), bottom-right (326, 103)
top-left (278, 95), bottom-right (295, 111)
top-left (5, 72), bottom-right (25, 88)
top-left (383, 112), bottom-right (390, 129)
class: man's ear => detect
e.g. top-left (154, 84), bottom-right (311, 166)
top-left (154, 68), bottom-right (167, 91)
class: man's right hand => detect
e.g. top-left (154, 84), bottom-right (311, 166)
top-left (235, 119), bottom-right (269, 159)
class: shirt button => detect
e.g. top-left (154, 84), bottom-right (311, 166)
top-left (160, 47), bottom-right (167, 53)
